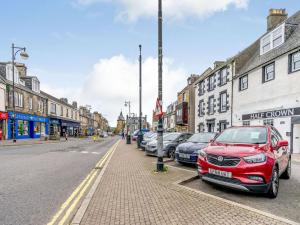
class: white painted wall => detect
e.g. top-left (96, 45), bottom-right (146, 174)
top-left (0, 83), bottom-right (6, 112)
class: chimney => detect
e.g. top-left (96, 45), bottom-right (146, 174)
top-left (60, 98), bottom-right (68, 104)
top-left (267, 9), bottom-right (287, 31)
top-left (214, 61), bottom-right (225, 69)
top-left (72, 101), bottom-right (78, 108)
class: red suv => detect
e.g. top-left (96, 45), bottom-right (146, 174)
top-left (198, 126), bottom-right (291, 198)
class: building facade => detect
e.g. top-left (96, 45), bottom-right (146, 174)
top-left (233, 9), bottom-right (300, 154)
top-left (0, 63), bottom-right (49, 140)
top-left (0, 77), bottom-right (7, 140)
top-left (42, 92), bottom-right (80, 139)
top-left (115, 111), bottom-right (125, 134)
top-left (176, 75), bottom-right (199, 133)
top-left (164, 101), bottom-right (177, 132)
top-left (194, 63), bottom-right (233, 133)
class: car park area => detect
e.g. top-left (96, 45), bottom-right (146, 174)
top-left (166, 159), bottom-right (300, 223)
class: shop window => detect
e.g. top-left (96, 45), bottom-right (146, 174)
top-left (35, 122), bottom-right (41, 134)
top-left (263, 62), bottom-right (275, 82)
top-left (263, 119), bottom-right (274, 126)
top-left (243, 121), bottom-right (250, 126)
top-left (18, 120), bottom-right (28, 136)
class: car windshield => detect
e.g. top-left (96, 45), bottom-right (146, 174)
top-left (215, 127), bottom-right (267, 144)
top-left (188, 133), bottom-right (215, 143)
top-left (164, 133), bottom-right (181, 141)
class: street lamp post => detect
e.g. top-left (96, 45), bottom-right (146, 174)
top-left (124, 100), bottom-right (131, 144)
top-left (11, 43), bottom-right (29, 143)
top-left (137, 45), bottom-right (143, 148)
top-left (157, 0), bottom-right (164, 171)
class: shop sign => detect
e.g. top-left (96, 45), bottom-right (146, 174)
top-left (8, 112), bottom-right (49, 123)
top-left (50, 119), bottom-right (60, 125)
top-left (242, 107), bottom-right (300, 120)
top-left (0, 112), bottom-right (8, 120)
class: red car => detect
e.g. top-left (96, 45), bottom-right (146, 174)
top-left (198, 126), bottom-right (291, 198)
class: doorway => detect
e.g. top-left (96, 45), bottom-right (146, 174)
top-left (293, 124), bottom-right (300, 154)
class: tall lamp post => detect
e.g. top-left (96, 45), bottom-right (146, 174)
top-left (11, 43), bottom-right (29, 143)
top-left (124, 100), bottom-right (131, 144)
top-left (137, 45), bottom-right (143, 148)
top-left (157, 0), bottom-right (164, 171)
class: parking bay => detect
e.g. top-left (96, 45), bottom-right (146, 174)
top-left (166, 160), bottom-right (300, 223)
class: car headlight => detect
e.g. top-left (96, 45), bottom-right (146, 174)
top-left (243, 153), bottom-right (266, 164)
top-left (175, 146), bottom-right (179, 153)
top-left (198, 149), bottom-right (207, 158)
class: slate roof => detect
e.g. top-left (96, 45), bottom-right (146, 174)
top-left (237, 10), bottom-right (300, 77)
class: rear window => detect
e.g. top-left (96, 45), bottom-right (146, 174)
top-left (188, 133), bottom-right (215, 143)
top-left (215, 127), bottom-right (267, 144)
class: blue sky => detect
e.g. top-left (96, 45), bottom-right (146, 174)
top-left (0, 0), bottom-right (298, 126)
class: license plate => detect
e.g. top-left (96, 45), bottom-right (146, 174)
top-left (208, 168), bottom-right (232, 178)
top-left (179, 153), bottom-right (190, 159)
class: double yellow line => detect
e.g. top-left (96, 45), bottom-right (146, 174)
top-left (47, 140), bottom-right (120, 225)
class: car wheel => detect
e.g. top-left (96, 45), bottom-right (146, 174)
top-left (267, 167), bottom-right (279, 198)
top-left (168, 148), bottom-right (176, 160)
top-left (281, 157), bottom-right (291, 179)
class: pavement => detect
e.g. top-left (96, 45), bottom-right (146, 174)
top-left (0, 136), bottom-right (118, 225)
top-left (292, 154), bottom-right (300, 163)
top-left (0, 137), bottom-right (82, 147)
top-left (73, 140), bottom-right (296, 225)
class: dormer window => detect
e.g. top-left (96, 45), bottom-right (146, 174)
top-left (260, 23), bottom-right (285, 55)
top-left (32, 78), bottom-right (40, 93)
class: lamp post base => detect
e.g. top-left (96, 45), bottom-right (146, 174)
top-left (156, 157), bottom-right (164, 172)
top-left (137, 133), bottom-right (143, 148)
top-left (13, 139), bottom-right (16, 143)
top-left (126, 135), bottom-right (131, 144)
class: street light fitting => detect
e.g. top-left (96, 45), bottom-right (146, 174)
top-left (20, 50), bottom-right (29, 60)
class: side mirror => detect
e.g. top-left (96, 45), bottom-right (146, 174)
top-left (277, 140), bottom-right (288, 148)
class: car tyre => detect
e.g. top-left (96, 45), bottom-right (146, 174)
top-left (281, 157), bottom-right (291, 179)
top-left (168, 148), bottom-right (176, 160)
top-left (267, 167), bottom-right (279, 199)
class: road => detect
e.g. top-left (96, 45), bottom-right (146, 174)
top-left (168, 160), bottom-right (300, 223)
top-left (0, 137), bottom-right (119, 225)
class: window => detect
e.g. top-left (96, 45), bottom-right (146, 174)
top-left (14, 92), bottom-right (24, 107)
top-left (239, 75), bottom-right (248, 91)
top-left (29, 98), bottom-right (33, 110)
top-left (260, 23), bottom-right (285, 55)
top-left (199, 81), bottom-right (205, 95)
top-left (199, 100), bottom-right (204, 117)
top-left (263, 63), bottom-right (275, 82)
top-left (50, 103), bottom-right (56, 114)
top-left (38, 101), bottom-right (44, 112)
top-left (289, 51), bottom-right (300, 73)
top-left (61, 106), bottom-right (63, 116)
top-left (208, 96), bottom-right (214, 115)
top-left (66, 109), bottom-right (69, 117)
top-left (32, 79), bottom-right (40, 92)
top-left (220, 68), bottom-right (227, 85)
top-left (263, 119), bottom-right (274, 126)
top-left (198, 123), bottom-right (205, 133)
top-left (219, 121), bottom-right (227, 132)
top-left (18, 120), bottom-right (29, 136)
top-left (208, 76), bottom-right (214, 91)
top-left (220, 92), bottom-right (227, 112)
top-left (243, 121), bottom-right (250, 126)
top-left (182, 93), bottom-right (186, 102)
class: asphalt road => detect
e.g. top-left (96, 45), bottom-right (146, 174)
top-left (0, 137), bottom-right (119, 225)
top-left (168, 160), bottom-right (300, 223)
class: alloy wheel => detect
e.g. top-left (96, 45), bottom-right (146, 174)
top-left (272, 170), bottom-right (279, 195)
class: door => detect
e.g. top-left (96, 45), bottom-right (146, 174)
top-left (293, 124), bottom-right (300, 154)
top-left (208, 123), bottom-right (215, 133)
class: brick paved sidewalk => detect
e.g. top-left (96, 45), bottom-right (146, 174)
top-left (79, 140), bottom-right (291, 225)
top-left (292, 154), bottom-right (300, 163)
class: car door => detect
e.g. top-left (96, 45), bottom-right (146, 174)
top-left (273, 127), bottom-right (289, 173)
top-left (271, 128), bottom-right (287, 173)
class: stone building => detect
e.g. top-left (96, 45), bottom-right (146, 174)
top-left (115, 111), bottom-right (125, 134)
top-left (0, 77), bottom-right (7, 140)
top-left (176, 74), bottom-right (199, 133)
top-left (163, 101), bottom-right (177, 132)
top-left (0, 62), bottom-right (49, 140)
top-left (41, 92), bottom-right (80, 139)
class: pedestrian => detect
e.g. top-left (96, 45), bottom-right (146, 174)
top-left (65, 132), bottom-right (68, 141)
top-left (122, 131), bottom-right (125, 139)
top-left (93, 135), bottom-right (97, 142)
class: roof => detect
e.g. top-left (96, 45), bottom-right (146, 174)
top-left (236, 10), bottom-right (300, 77)
top-left (40, 91), bottom-right (77, 109)
top-left (118, 111), bottom-right (125, 121)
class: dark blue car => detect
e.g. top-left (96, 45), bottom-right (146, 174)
top-left (175, 132), bottom-right (217, 165)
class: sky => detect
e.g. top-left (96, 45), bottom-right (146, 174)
top-left (0, 0), bottom-right (298, 127)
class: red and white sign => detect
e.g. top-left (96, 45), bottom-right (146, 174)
top-left (0, 112), bottom-right (8, 120)
top-left (154, 98), bottom-right (164, 119)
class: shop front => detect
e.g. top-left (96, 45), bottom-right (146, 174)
top-left (49, 118), bottom-right (61, 140)
top-left (61, 119), bottom-right (80, 137)
top-left (242, 107), bottom-right (300, 154)
top-left (7, 112), bottom-right (49, 140)
top-left (0, 112), bottom-right (8, 140)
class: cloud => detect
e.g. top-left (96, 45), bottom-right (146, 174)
top-left (38, 55), bottom-right (187, 127)
top-left (74, 0), bottom-right (249, 22)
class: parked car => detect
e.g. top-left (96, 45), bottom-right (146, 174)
top-left (198, 126), bottom-right (291, 198)
top-left (132, 129), bottom-right (150, 141)
top-left (175, 132), bottom-right (217, 165)
top-left (140, 133), bottom-right (157, 151)
top-left (145, 132), bottom-right (192, 158)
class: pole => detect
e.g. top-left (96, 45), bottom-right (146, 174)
top-left (157, 0), bottom-right (164, 171)
top-left (137, 45), bottom-right (143, 148)
top-left (125, 100), bottom-right (131, 144)
top-left (12, 43), bottom-right (16, 143)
